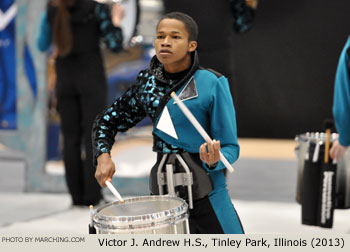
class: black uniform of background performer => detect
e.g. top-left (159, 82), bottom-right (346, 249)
top-left (37, 0), bottom-right (124, 206)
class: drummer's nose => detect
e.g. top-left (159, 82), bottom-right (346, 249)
top-left (162, 36), bottom-right (171, 47)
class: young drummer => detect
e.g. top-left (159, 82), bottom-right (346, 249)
top-left (92, 12), bottom-right (244, 234)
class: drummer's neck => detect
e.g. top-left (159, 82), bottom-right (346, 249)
top-left (163, 53), bottom-right (192, 73)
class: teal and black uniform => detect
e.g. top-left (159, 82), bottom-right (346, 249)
top-left (92, 51), bottom-right (244, 234)
top-left (333, 36), bottom-right (350, 147)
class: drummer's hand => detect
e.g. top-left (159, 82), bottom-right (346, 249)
top-left (330, 140), bottom-right (347, 161)
top-left (95, 153), bottom-right (116, 187)
top-left (199, 139), bottom-right (220, 166)
top-left (111, 4), bottom-right (125, 27)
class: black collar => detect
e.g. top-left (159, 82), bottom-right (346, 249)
top-left (149, 51), bottom-right (200, 84)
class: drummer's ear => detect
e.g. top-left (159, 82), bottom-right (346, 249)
top-left (188, 41), bottom-right (197, 52)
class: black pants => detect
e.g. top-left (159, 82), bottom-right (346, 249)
top-left (188, 197), bottom-right (224, 233)
top-left (56, 56), bottom-right (107, 206)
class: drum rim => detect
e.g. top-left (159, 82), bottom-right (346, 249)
top-left (295, 132), bottom-right (338, 143)
top-left (93, 195), bottom-right (188, 228)
top-left (94, 212), bottom-right (189, 233)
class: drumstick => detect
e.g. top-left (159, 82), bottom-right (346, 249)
top-left (324, 129), bottom-right (331, 163)
top-left (171, 92), bottom-right (234, 173)
top-left (324, 119), bottom-right (333, 164)
top-left (105, 181), bottom-right (125, 203)
top-left (89, 205), bottom-right (94, 227)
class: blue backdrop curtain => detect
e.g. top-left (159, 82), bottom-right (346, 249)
top-left (0, 0), bottom-right (37, 130)
top-left (0, 0), bottom-right (17, 129)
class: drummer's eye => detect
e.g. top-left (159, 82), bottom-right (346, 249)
top-left (173, 36), bottom-right (181, 39)
top-left (157, 35), bottom-right (164, 39)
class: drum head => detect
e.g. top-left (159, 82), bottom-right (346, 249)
top-left (99, 197), bottom-right (183, 217)
top-left (119, 0), bottom-right (140, 47)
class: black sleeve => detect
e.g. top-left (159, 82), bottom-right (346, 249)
top-left (230, 0), bottom-right (255, 33)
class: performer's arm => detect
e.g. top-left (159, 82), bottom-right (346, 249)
top-left (333, 38), bottom-right (350, 147)
top-left (230, 0), bottom-right (255, 33)
top-left (92, 75), bottom-right (146, 186)
top-left (330, 38), bottom-right (350, 160)
top-left (95, 3), bottom-right (124, 53)
top-left (202, 76), bottom-right (240, 171)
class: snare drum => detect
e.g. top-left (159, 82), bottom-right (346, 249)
top-left (295, 132), bottom-right (350, 208)
top-left (93, 195), bottom-right (190, 234)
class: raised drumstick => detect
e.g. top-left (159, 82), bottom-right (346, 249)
top-left (171, 92), bottom-right (234, 173)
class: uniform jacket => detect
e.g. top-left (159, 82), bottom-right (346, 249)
top-left (92, 51), bottom-right (239, 173)
top-left (92, 51), bottom-right (242, 233)
top-left (333, 36), bottom-right (350, 146)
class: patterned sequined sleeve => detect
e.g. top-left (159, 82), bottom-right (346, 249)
top-left (92, 74), bottom-right (147, 166)
top-left (95, 3), bottom-right (123, 53)
top-left (230, 0), bottom-right (255, 33)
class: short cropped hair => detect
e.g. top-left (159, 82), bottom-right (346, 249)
top-left (157, 12), bottom-right (198, 41)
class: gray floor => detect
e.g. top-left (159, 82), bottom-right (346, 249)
top-left (227, 158), bottom-right (298, 202)
top-left (1, 156), bottom-right (349, 234)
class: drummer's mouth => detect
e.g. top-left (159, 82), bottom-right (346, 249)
top-left (159, 49), bottom-right (173, 55)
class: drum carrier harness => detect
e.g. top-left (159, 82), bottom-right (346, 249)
top-left (149, 152), bottom-right (213, 209)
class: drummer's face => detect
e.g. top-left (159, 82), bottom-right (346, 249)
top-left (155, 18), bottom-right (197, 73)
